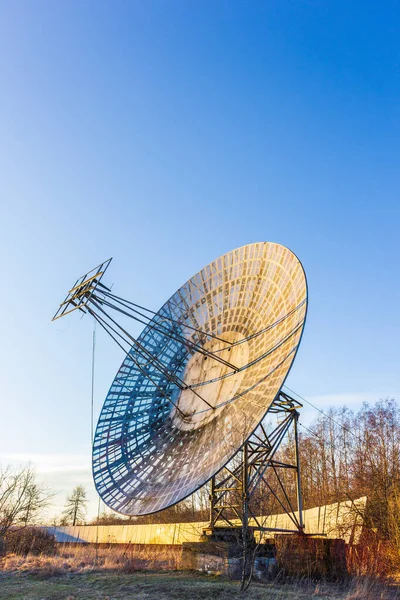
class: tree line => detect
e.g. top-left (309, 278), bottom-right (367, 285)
top-left (1, 397), bottom-right (399, 555)
top-left (298, 398), bottom-right (400, 540)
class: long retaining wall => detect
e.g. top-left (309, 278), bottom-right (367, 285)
top-left (46, 497), bottom-right (366, 545)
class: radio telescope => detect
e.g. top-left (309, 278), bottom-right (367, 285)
top-left (53, 242), bottom-right (307, 520)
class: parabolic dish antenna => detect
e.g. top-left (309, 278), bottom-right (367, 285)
top-left (87, 242), bottom-right (307, 515)
top-left (53, 242), bottom-right (307, 516)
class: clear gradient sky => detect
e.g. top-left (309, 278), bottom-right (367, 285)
top-left (0, 1), bottom-right (399, 519)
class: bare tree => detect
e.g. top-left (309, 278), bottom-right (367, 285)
top-left (62, 485), bottom-right (88, 526)
top-left (0, 464), bottom-right (52, 537)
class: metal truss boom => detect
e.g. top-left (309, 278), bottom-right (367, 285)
top-left (52, 262), bottom-right (307, 427)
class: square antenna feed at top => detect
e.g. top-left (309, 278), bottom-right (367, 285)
top-left (52, 258), bottom-right (112, 321)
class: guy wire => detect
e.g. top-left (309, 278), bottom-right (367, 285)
top-left (284, 385), bottom-right (363, 445)
top-left (91, 321), bottom-right (96, 444)
top-left (90, 320), bottom-right (101, 560)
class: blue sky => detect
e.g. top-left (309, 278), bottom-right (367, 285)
top-left (0, 1), bottom-right (399, 518)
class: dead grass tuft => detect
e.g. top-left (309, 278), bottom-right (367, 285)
top-left (0, 545), bottom-right (399, 599)
top-left (0, 543), bottom-right (182, 578)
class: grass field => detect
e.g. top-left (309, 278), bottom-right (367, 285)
top-left (1, 548), bottom-right (399, 600)
top-left (0, 570), bottom-right (388, 600)
top-left (2, 569), bottom-right (400, 600)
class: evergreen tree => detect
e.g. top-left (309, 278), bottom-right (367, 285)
top-left (62, 485), bottom-right (88, 526)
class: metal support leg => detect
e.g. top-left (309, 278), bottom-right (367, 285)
top-left (294, 411), bottom-right (304, 532)
top-left (242, 443), bottom-right (249, 535)
top-left (241, 443), bottom-right (249, 588)
top-left (209, 476), bottom-right (216, 529)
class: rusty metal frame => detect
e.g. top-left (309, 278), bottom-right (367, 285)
top-left (52, 258), bottom-right (113, 321)
top-left (209, 390), bottom-right (304, 535)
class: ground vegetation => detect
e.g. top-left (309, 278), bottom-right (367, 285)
top-left (0, 545), bottom-right (399, 599)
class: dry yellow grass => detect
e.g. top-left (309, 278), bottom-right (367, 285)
top-left (1, 544), bottom-right (181, 575)
top-left (0, 546), bottom-right (399, 600)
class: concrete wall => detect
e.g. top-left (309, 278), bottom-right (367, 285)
top-left (275, 535), bottom-right (347, 579)
top-left (46, 497), bottom-right (366, 545)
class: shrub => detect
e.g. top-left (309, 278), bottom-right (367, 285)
top-left (5, 527), bottom-right (56, 556)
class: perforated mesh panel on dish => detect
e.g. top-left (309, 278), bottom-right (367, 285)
top-left (92, 242), bottom-right (307, 515)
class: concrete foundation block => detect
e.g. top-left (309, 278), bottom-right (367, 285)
top-left (181, 541), bottom-right (243, 578)
top-left (275, 534), bottom-right (347, 580)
